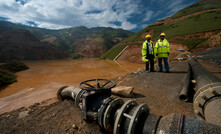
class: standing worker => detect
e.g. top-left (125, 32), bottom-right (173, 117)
top-left (142, 34), bottom-right (156, 72)
top-left (155, 33), bottom-right (170, 72)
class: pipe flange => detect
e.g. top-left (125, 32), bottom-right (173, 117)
top-left (75, 89), bottom-right (86, 108)
top-left (103, 98), bottom-right (124, 131)
top-left (194, 82), bottom-right (221, 120)
top-left (98, 96), bottom-right (115, 129)
top-left (57, 86), bottom-right (68, 101)
top-left (113, 100), bottom-right (138, 134)
top-left (127, 104), bottom-right (150, 134)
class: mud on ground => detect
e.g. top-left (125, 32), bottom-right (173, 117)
top-left (0, 60), bottom-right (220, 134)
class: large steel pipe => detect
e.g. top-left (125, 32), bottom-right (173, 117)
top-left (188, 57), bottom-right (221, 89)
top-left (188, 57), bottom-right (221, 126)
top-left (57, 85), bottom-right (221, 134)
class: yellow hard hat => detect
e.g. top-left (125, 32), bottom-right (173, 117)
top-left (145, 34), bottom-right (151, 38)
top-left (160, 32), bottom-right (166, 36)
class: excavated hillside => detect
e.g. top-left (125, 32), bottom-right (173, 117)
top-left (0, 21), bottom-right (134, 59)
top-left (101, 0), bottom-right (221, 61)
top-left (116, 43), bottom-right (188, 63)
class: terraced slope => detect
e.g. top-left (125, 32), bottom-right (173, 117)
top-left (101, 0), bottom-right (221, 60)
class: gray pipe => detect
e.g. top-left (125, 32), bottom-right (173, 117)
top-left (57, 86), bottom-right (84, 109)
top-left (156, 113), bottom-right (221, 134)
top-left (57, 86), bottom-right (81, 100)
top-left (188, 57), bottom-right (220, 89)
top-left (204, 97), bottom-right (221, 126)
top-left (179, 64), bottom-right (192, 102)
top-left (188, 57), bottom-right (221, 126)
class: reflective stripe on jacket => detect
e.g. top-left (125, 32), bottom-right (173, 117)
top-left (155, 39), bottom-right (170, 58)
top-left (142, 40), bottom-right (156, 62)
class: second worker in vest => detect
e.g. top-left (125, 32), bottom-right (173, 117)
top-left (155, 33), bottom-right (170, 73)
top-left (142, 34), bottom-right (156, 72)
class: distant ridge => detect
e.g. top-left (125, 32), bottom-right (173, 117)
top-left (0, 29), bottom-right (68, 62)
top-left (0, 21), bottom-right (134, 59)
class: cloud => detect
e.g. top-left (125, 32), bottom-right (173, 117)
top-left (165, 0), bottom-right (196, 16)
top-left (0, 0), bottom-right (141, 30)
top-left (143, 11), bottom-right (154, 22)
top-left (141, 24), bottom-right (149, 29)
top-left (121, 21), bottom-right (137, 30)
top-left (150, 0), bottom-right (196, 17)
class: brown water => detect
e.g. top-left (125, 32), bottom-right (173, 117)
top-left (0, 58), bottom-right (143, 114)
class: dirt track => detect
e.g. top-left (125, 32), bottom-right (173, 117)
top-left (0, 60), bottom-right (221, 134)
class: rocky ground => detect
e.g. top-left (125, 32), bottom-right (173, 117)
top-left (0, 57), bottom-right (221, 134)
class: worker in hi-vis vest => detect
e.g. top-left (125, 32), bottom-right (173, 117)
top-left (155, 32), bottom-right (170, 72)
top-left (142, 34), bottom-right (156, 72)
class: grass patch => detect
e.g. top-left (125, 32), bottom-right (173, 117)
top-left (100, 42), bottom-right (143, 59)
top-left (100, 44), bottom-right (127, 60)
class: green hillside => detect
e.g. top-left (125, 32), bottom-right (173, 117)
top-left (100, 44), bottom-right (127, 60)
top-left (172, 0), bottom-right (221, 18)
top-left (123, 11), bottom-right (221, 42)
top-left (101, 0), bottom-right (221, 60)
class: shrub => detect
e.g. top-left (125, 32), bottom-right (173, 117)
top-left (0, 69), bottom-right (17, 86)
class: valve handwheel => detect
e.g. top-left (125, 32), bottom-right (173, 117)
top-left (79, 79), bottom-right (116, 91)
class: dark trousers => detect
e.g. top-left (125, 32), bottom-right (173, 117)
top-left (146, 55), bottom-right (154, 71)
top-left (158, 58), bottom-right (169, 72)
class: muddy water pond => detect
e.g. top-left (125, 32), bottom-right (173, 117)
top-left (0, 58), bottom-right (143, 114)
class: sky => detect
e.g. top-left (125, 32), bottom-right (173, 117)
top-left (0, 0), bottom-right (199, 32)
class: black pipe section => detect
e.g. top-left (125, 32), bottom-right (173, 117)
top-left (188, 56), bottom-right (221, 126)
top-left (57, 86), bottom-right (221, 134)
top-left (179, 64), bottom-right (192, 102)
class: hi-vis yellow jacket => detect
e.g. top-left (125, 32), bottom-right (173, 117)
top-left (142, 40), bottom-right (156, 62)
top-left (155, 39), bottom-right (170, 58)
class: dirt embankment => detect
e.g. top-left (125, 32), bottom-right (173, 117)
top-left (114, 29), bottom-right (221, 63)
top-left (171, 30), bottom-right (221, 52)
top-left (0, 98), bottom-right (101, 134)
top-left (41, 36), bottom-right (57, 43)
top-left (116, 43), bottom-right (187, 63)
top-left (70, 37), bottom-right (124, 58)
